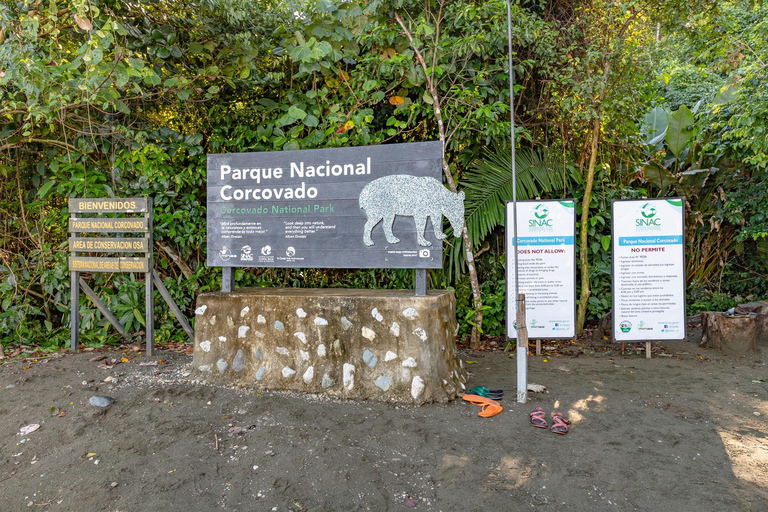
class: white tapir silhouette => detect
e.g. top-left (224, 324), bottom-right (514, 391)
top-left (359, 175), bottom-right (465, 247)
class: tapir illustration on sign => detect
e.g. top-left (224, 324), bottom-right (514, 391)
top-left (359, 175), bottom-right (465, 247)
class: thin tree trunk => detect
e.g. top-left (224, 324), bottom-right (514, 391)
top-left (576, 117), bottom-right (601, 333)
top-left (576, 60), bottom-right (611, 333)
top-left (395, 12), bottom-right (483, 347)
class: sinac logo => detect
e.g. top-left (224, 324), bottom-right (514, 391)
top-left (641, 203), bottom-right (657, 218)
top-left (261, 245), bottom-right (272, 256)
top-left (529, 203), bottom-right (553, 228)
top-left (286, 246), bottom-right (296, 257)
top-left (619, 321), bottom-right (632, 333)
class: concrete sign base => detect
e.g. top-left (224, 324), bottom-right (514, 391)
top-left (192, 288), bottom-right (466, 404)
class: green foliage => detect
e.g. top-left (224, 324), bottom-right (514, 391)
top-left (1, 0), bottom-right (765, 347)
top-left (688, 290), bottom-right (739, 315)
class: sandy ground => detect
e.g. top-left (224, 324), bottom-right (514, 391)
top-left (1, 341), bottom-right (766, 512)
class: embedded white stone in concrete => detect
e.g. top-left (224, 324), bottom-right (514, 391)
top-left (402, 308), bottom-right (419, 320)
top-left (314, 317), bottom-right (328, 326)
top-left (341, 317), bottom-right (353, 330)
top-left (401, 357), bottom-right (418, 368)
top-left (411, 376), bottom-right (425, 399)
top-left (294, 332), bottom-right (307, 344)
top-left (332, 339), bottom-right (342, 355)
top-left (257, 315), bottom-right (266, 324)
top-left (374, 375), bottom-right (393, 391)
top-left (254, 330), bottom-right (265, 338)
top-left (362, 327), bottom-right (376, 341)
top-left (238, 326), bottom-right (250, 338)
top-left (217, 359), bottom-right (228, 373)
top-left (240, 306), bottom-right (250, 317)
top-left (200, 340), bottom-right (211, 352)
top-left (299, 350), bottom-right (309, 362)
top-left (218, 336), bottom-right (227, 342)
top-left (255, 367), bottom-right (265, 380)
top-left (255, 347), bottom-right (262, 361)
top-left (371, 308), bottom-right (383, 322)
top-left (322, 373), bottom-right (333, 389)
top-left (198, 364), bottom-right (211, 373)
top-left (195, 305), bottom-right (207, 315)
top-left (277, 347), bottom-right (290, 356)
top-left (296, 308), bottom-right (307, 318)
top-left (413, 328), bottom-right (427, 342)
top-left (384, 351), bottom-right (398, 362)
top-left (303, 366), bottom-right (314, 384)
top-left (343, 363), bottom-right (355, 390)
top-left (209, 315), bottom-right (216, 325)
top-left (390, 322), bottom-right (400, 337)
top-left (282, 367), bottom-right (296, 379)
top-left (317, 344), bottom-right (326, 357)
top-left (274, 320), bottom-right (285, 331)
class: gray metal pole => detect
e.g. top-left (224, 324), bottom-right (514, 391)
top-left (507, 0), bottom-right (527, 403)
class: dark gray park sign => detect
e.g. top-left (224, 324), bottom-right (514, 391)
top-left (207, 141), bottom-right (464, 269)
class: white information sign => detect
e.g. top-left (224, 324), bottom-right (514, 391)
top-left (612, 198), bottom-right (686, 342)
top-left (506, 200), bottom-right (576, 339)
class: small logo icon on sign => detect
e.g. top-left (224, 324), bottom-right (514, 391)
top-left (641, 203), bottom-right (657, 218)
top-left (619, 321), bottom-right (632, 333)
top-left (418, 249), bottom-right (431, 258)
top-left (261, 245), bottom-right (272, 256)
top-left (219, 247), bottom-right (236, 261)
top-left (533, 204), bottom-right (550, 219)
top-left (240, 245), bottom-right (253, 262)
top-left (286, 246), bottom-right (296, 257)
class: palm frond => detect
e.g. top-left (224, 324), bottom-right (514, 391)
top-left (444, 146), bottom-right (571, 282)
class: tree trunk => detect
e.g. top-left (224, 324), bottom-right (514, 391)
top-left (576, 116), bottom-right (601, 333)
top-left (395, 12), bottom-right (484, 348)
top-left (576, 60), bottom-right (612, 334)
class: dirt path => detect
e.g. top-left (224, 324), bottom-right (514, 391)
top-left (1, 342), bottom-right (766, 511)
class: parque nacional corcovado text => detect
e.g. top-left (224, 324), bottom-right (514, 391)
top-left (217, 157), bottom-right (371, 202)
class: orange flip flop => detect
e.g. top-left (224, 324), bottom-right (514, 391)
top-left (462, 394), bottom-right (503, 418)
top-left (478, 402), bottom-right (503, 418)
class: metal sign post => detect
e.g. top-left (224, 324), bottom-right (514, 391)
top-left (69, 198), bottom-right (193, 355)
top-left (506, 0), bottom-right (526, 403)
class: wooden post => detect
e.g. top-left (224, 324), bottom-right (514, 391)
top-left (536, 339), bottom-right (541, 356)
top-left (516, 293), bottom-right (528, 403)
top-left (645, 341), bottom-right (651, 359)
top-left (621, 342), bottom-right (626, 355)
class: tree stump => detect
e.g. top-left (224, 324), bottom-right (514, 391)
top-left (701, 312), bottom-right (758, 355)
top-left (738, 301), bottom-right (768, 344)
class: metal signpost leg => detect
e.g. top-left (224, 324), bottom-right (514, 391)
top-left (145, 271), bottom-right (154, 356)
top-left (70, 270), bottom-right (79, 352)
top-left (222, 267), bottom-right (233, 293)
top-left (415, 269), bottom-right (428, 296)
top-left (145, 199), bottom-right (154, 356)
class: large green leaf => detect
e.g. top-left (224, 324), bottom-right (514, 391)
top-left (643, 162), bottom-right (677, 190)
top-left (665, 105), bottom-right (695, 158)
top-left (641, 106), bottom-right (669, 146)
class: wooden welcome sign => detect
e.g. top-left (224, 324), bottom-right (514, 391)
top-left (68, 198), bottom-right (193, 355)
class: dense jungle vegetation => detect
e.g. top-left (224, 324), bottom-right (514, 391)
top-left (1, 0), bottom-right (766, 349)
